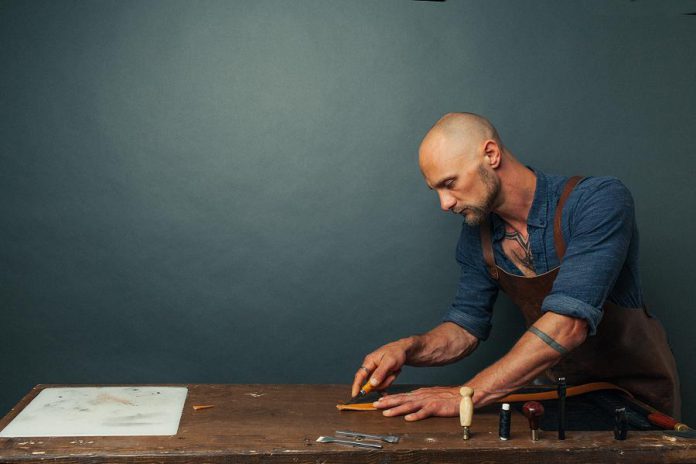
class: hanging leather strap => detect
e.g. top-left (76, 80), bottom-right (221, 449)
top-left (553, 176), bottom-right (584, 262)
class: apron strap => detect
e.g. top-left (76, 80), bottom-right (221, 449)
top-left (553, 176), bottom-right (584, 262)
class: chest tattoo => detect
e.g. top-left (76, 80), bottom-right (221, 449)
top-left (503, 229), bottom-right (535, 274)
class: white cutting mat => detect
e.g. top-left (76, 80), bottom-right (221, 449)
top-left (0, 386), bottom-right (188, 437)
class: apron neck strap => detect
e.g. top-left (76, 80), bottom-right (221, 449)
top-left (553, 176), bottom-right (584, 262)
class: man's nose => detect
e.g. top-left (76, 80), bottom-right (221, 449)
top-left (438, 191), bottom-right (456, 212)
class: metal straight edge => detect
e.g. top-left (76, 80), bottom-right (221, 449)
top-left (335, 430), bottom-right (400, 443)
top-left (317, 437), bottom-right (383, 449)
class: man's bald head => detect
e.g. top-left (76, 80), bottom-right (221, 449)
top-left (417, 113), bottom-right (505, 224)
top-left (419, 112), bottom-right (502, 165)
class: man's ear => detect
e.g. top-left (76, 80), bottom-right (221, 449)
top-left (483, 140), bottom-right (502, 169)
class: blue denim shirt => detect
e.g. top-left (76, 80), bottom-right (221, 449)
top-left (442, 169), bottom-right (643, 340)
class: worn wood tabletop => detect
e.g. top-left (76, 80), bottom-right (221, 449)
top-left (0, 384), bottom-right (694, 463)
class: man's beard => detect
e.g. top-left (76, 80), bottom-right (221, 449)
top-left (459, 165), bottom-right (500, 226)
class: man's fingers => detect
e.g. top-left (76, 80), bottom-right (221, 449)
top-left (378, 371), bottom-right (401, 390)
top-left (379, 398), bottom-right (436, 421)
top-left (405, 405), bottom-right (435, 422)
top-left (381, 401), bottom-right (421, 417)
top-left (351, 370), bottom-right (367, 397)
top-left (373, 392), bottom-right (412, 409)
top-left (351, 342), bottom-right (407, 397)
top-left (373, 387), bottom-right (461, 421)
top-left (351, 358), bottom-right (379, 397)
top-left (351, 367), bottom-right (370, 397)
top-left (370, 358), bottom-right (400, 388)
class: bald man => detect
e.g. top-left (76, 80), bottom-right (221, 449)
top-left (351, 113), bottom-right (680, 420)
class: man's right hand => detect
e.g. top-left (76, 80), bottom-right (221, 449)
top-left (351, 338), bottom-right (413, 397)
top-left (350, 323), bottom-right (479, 398)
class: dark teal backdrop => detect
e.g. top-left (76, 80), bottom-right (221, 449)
top-left (1, 0), bottom-right (695, 423)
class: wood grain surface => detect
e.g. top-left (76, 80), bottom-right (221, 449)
top-left (0, 384), bottom-right (694, 463)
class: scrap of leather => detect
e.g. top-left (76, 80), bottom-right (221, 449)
top-left (336, 385), bottom-right (413, 411)
top-left (335, 382), bottom-right (631, 411)
top-left (337, 402), bottom-right (377, 411)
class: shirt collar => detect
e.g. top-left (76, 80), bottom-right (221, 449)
top-left (491, 167), bottom-right (547, 240)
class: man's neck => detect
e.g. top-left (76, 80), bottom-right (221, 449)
top-left (491, 155), bottom-right (537, 234)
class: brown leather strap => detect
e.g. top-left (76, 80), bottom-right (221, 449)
top-left (480, 219), bottom-right (499, 280)
top-left (553, 176), bottom-right (584, 262)
top-left (497, 381), bottom-right (632, 403)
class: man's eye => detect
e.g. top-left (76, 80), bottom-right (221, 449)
top-left (445, 179), bottom-right (455, 188)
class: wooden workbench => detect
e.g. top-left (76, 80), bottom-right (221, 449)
top-left (0, 384), bottom-right (694, 463)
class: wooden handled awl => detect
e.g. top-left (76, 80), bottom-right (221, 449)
top-left (522, 401), bottom-right (544, 441)
top-left (459, 386), bottom-right (474, 440)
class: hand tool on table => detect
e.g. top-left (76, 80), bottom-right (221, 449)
top-left (614, 408), bottom-right (628, 440)
top-left (335, 430), bottom-right (399, 443)
top-left (315, 436), bottom-right (383, 449)
top-left (522, 401), bottom-right (544, 441)
top-left (611, 391), bottom-right (690, 432)
top-left (643, 399), bottom-right (696, 438)
top-left (648, 412), bottom-right (690, 431)
top-left (498, 403), bottom-right (511, 441)
top-left (557, 377), bottom-right (566, 440)
top-left (459, 386), bottom-right (474, 440)
top-left (591, 389), bottom-right (691, 432)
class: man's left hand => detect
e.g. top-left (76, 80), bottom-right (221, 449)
top-left (373, 386), bottom-right (461, 421)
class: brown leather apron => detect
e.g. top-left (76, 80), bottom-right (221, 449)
top-left (480, 176), bottom-right (681, 418)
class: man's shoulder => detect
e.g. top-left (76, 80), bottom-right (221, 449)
top-left (572, 176), bottom-right (633, 206)
top-left (560, 176), bottom-right (636, 233)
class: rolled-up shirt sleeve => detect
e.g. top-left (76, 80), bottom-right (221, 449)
top-left (541, 178), bottom-right (635, 336)
top-left (443, 227), bottom-right (499, 341)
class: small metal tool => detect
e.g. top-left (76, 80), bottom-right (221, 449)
top-left (498, 403), bottom-right (511, 441)
top-left (614, 407), bottom-right (628, 440)
top-left (335, 430), bottom-right (400, 443)
top-left (316, 436), bottom-right (383, 449)
top-left (557, 377), bottom-right (566, 440)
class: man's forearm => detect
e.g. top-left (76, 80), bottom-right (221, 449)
top-left (404, 322), bottom-right (479, 367)
top-left (466, 312), bottom-right (588, 406)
